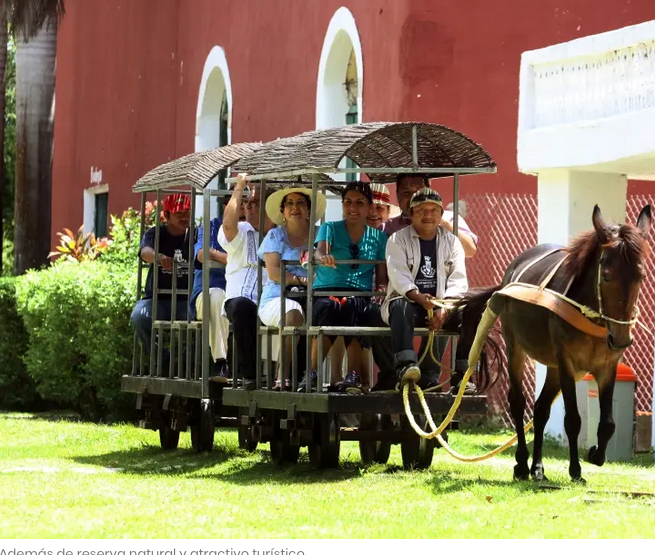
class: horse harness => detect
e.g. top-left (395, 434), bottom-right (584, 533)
top-left (492, 247), bottom-right (641, 339)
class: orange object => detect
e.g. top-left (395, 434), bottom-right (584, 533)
top-left (582, 363), bottom-right (636, 383)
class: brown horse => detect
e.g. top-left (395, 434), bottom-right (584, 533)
top-left (459, 205), bottom-right (651, 482)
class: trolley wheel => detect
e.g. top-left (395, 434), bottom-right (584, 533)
top-left (190, 399), bottom-right (215, 453)
top-left (238, 426), bottom-right (258, 453)
top-left (308, 414), bottom-right (340, 469)
top-left (359, 413), bottom-right (392, 465)
top-left (159, 417), bottom-right (180, 451)
top-left (270, 434), bottom-right (300, 465)
top-left (400, 413), bottom-right (435, 470)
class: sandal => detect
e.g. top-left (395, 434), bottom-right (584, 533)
top-left (273, 379), bottom-right (291, 392)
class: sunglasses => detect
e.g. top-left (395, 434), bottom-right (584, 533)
top-left (349, 243), bottom-right (359, 269)
top-left (412, 193), bottom-right (442, 205)
top-left (283, 200), bottom-right (308, 209)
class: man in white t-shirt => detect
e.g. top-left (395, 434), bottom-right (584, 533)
top-left (218, 174), bottom-right (273, 389)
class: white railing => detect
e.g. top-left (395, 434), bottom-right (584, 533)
top-left (520, 20), bottom-right (655, 131)
top-left (518, 20), bottom-right (655, 173)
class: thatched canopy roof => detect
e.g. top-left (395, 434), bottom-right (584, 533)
top-left (233, 122), bottom-right (495, 182)
top-left (133, 143), bottom-right (261, 192)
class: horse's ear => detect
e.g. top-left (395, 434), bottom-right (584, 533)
top-left (592, 205), bottom-right (611, 244)
top-left (636, 205), bottom-right (652, 238)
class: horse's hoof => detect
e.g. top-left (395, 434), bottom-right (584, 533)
top-left (513, 465), bottom-right (530, 481)
top-left (531, 468), bottom-right (547, 482)
top-left (571, 476), bottom-right (587, 485)
top-left (587, 445), bottom-right (605, 467)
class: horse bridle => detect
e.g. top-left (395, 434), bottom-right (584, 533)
top-left (594, 243), bottom-right (641, 328)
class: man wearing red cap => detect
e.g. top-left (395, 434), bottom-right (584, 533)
top-left (130, 193), bottom-right (192, 366)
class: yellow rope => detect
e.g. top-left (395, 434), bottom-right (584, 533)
top-left (403, 303), bottom-right (538, 461)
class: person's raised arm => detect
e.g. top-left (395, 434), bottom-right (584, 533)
top-left (441, 214), bottom-right (477, 258)
top-left (222, 174), bottom-right (248, 243)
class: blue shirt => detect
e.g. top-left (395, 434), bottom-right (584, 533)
top-left (313, 220), bottom-right (387, 291)
top-left (189, 217), bottom-right (227, 319)
top-left (257, 226), bottom-right (316, 308)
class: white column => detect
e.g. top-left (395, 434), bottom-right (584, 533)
top-left (535, 169), bottom-right (627, 442)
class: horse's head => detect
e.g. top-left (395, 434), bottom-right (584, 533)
top-left (592, 205), bottom-right (651, 350)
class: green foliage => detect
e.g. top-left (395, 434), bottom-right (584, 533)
top-left (15, 261), bottom-right (137, 420)
top-left (101, 202), bottom-right (159, 267)
top-left (0, 276), bottom-right (38, 408)
top-left (2, 230), bottom-right (13, 276)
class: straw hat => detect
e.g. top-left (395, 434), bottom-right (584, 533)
top-left (265, 187), bottom-right (327, 227)
top-left (370, 183), bottom-right (401, 218)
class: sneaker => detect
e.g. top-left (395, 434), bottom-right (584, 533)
top-left (396, 364), bottom-right (421, 388)
top-left (242, 378), bottom-right (257, 391)
top-left (209, 359), bottom-right (230, 383)
top-left (337, 371), bottom-right (362, 393)
top-left (297, 370), bottom-right (318, 392)
top-left (371, 373), bottom-right (398, 392)
top-left (449, 375), bottom-right (477, 395)
top-left (418, 372), bottom-right (440, 391)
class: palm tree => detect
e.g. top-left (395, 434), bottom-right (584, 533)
top-left (5, 0), bottom-right (65, 274)
top-left (0, 10), bottom-right (8, 275)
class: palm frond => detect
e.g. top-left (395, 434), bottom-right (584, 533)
top-left (3, 0), bottom-right (66, 41)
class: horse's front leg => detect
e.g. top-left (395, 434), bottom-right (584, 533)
top-left (587, 372), bottom-right (617, 466)
top-left (557, 353), bottom-right (584, 482)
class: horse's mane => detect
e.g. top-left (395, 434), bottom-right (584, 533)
top-left (561, 224), bottom-right (648, 281)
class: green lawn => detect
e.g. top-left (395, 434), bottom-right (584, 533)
top-left (0, 411), bottom-right (654, 539)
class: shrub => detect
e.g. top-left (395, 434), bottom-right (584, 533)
top-left (16, 262), bottom-right (137, 420)
top-left (0, 277), bottom-right (39, 409)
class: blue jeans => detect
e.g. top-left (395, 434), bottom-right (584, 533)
top-left (131, 298), bottom-right (189, 354)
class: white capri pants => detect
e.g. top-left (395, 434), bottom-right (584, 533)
top-left (194, 287), bottom-right (229, 361)
top-left (258, 297), bottom-right (304, 362)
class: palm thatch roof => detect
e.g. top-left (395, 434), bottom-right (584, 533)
top-left (233, 122), bottom-right (496, 182)
top-left (133, 143), bottom-right (261, 193)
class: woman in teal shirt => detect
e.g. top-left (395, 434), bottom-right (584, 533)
top-left (304, 181), bottom-right (388, 392)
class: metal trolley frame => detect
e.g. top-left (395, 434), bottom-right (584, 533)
top-left (122, 122), bottom-right (497, 468)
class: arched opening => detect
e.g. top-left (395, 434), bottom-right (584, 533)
top-left (316, 7), bottom-right (363, 220)
top-left (196, 47), bottom-right (233, 218)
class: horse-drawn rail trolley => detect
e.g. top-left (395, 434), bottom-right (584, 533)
top-left (121, 121), bottom-right (497, 468)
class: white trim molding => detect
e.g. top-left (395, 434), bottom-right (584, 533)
top-left (316, 6), bottom-right (363, 130)
top-left (196, 46), bottom-right (233, 152)
top-left (83, 183), bottom-right (109, 235)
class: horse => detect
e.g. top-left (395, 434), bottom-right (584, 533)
top-left (458, 205), bottom-right (651, 482)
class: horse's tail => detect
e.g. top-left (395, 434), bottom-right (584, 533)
top-left (453, 286), bottom-right (504, 393)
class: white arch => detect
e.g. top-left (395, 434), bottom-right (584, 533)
top-left (316, 7), bottom-right (363, 220)
top-left (316, 6), bottom-right (363, 130)
top-left (195, 46), bottom-right (233, 153)
top-left (195, 47), bottom-right (233, 219)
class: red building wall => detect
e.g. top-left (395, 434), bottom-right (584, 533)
top-left (51, 0), bottom-right (655, 241)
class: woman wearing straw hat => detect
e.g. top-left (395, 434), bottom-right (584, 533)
top-left (257, 186), bottom-right (327, 390)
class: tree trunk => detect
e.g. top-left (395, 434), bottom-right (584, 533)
top-left (13, 14), bottom-right (56, 274)
top-left (0, 12), bottom-right (7, 275)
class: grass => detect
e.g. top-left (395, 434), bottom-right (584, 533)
top-left (0, 411), bottom-right (654, 539)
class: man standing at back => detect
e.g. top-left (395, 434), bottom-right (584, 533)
top-left (383, 174), bottom-right (478, 258)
